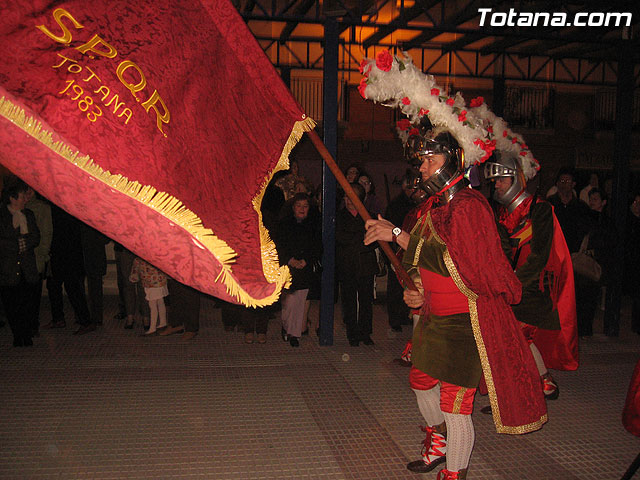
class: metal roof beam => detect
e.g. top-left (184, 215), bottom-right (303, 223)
top-left (361, 0), bottom-right (439, 49)
top-left (402, 0), bottom-right (493, 49)
top-left (279, 0), bottom-right (317, 44)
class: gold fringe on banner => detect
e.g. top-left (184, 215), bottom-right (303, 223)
top-left (0, 96), bottom-right (316, 307)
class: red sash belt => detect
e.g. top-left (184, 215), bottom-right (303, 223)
top-left (420, 268), bottom-right (469, 316)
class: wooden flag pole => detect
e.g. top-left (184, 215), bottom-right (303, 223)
top-left (307, 130), bottom-right (418, 292)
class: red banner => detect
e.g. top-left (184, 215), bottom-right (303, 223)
top-left (0, 0), bottom-right (314, 305)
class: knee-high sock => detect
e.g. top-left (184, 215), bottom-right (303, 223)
top-left (148, 300), bottom-right (158, 332)
top-left (442, 412), bottom-right (474, 472)
top-left (157, 298), bottom-right (167, 328)
top-left (413, 386), bottom-right (445, 427)
top-left (530, 343), bottom-right (548, 376)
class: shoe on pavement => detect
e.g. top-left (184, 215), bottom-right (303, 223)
top-left (542, 373), bottom-right (560, 400)
top-left (158, 325), bottom-right (185, 336)
top-left (245, 332), bottom-right (254, 344)
top-left (180, 331), bottom-right (197, 342)
top-left (257, 333), bottom-right (267, 344)
top-left (73, 324), bottom-right (96, 335)
top-left (44, 321), bottom-right (66, 329)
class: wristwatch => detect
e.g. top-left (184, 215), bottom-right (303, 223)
top-left (391, 226), bottom-right (402, 243)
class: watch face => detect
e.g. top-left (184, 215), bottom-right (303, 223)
top-left (392, 227), bottom-right (402, 236)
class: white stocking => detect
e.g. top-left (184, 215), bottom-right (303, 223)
top-left (157, 298), bottom-right (167, 329)
top-left (442, 412), bottom-right (474, 472)
top-left (530, 343), bottom-right (548, 376)
top-left (413, 386), bottom-right (445, 427)
top-left (148, 300), bottom-right (158, 333)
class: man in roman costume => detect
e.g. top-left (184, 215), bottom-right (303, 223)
top-left (364, 128), bottom-right (546, 480)
top-left (483, 151), bottom-right (578, 406)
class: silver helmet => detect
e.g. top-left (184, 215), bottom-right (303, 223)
top-left (483, 151), bottom-right (530, 212)
top-left (405, 129), bottom-right (467, 203)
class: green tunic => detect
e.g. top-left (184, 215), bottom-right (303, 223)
top-left (403, 232), bottom-right (482, 388)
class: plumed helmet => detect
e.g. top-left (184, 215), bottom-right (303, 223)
top-left (483, 151), bottom-right (530, 212)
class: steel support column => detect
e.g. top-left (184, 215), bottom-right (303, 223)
top-left (319, 17), bottom-right (339, 346)
top-left (604, 53), bottom-right (634, 337)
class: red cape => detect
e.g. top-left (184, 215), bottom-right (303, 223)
top-left (430, 189), bottom-right (547, 434)
top-left (623, 358), bottom-right (640, 437)
top-left (532, 209), bottom-right (579, 370)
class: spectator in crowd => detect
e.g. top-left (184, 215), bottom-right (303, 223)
top-left (625, 193), bottom-right (640, 335)
top-left (24, 186), bottom-right (52, 337)
top-left (579, 172), bottom-right (599, 203)
top-left (113, 242), bottom-right (150, 329)
top-left (574, 188), bottom-right (614, 337)
top-left (345, 164), bottom-right (361, 184)
top-left (274, 193), bottom-right (322, 347)
top-left (159, 277), bottom-right (201, 342)
top-left (80, 223), bottom-right (109, 326)
top-left (358, 172), bottom-right (383, 218)
top-left (44, 204), bottom-right (94, 335)
top-left (274, 159), bottom-right (313, 201)
top-left (0, 178), bottom-right (40, 347)
top-left (129, 256), bottom-right (169, 336)
top-left (336, 183), bottom-right (377, 346)
top-left (547, 167), bottom-right (591, 253)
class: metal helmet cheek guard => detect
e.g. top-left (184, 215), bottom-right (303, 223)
top-left (483, 152), bottom-right (530, 212)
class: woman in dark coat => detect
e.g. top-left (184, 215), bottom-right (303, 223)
top-left (0, 178), bottom-right (40, 346)
top-left (274, 193), bottom-right (321, 347)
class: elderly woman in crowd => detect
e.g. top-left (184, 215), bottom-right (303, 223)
top-left (0, 177), bottom-right (40, 347)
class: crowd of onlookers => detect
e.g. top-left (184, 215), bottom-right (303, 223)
top-left (543, 168), bottom-right (640, 337)
top-left (1, 161), bottom-right (639, 348)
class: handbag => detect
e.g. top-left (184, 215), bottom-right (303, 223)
top-left (571, 234), bottom-right (601, 282)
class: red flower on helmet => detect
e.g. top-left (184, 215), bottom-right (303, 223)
top-left (502, 130), bottom-right (508, 138)
top-left (470, 96), bottom-right (484, 108)
top-left (397, 119), bottom-right (411, 131)
top-left (419, 108), bottom-right (429, 116)
top-left (409, 128), bottom-right (420, 136)
top-left (359, 59), bottom-right (370, 75)
top-left (358, 78), bottom-right (368, 98)
top-left (376, 50), bottom-right (393, 72)
top-left (512, 137), bottom-right (518, 144)
top-left (458, 110), bottom-right (467, 122)
top-left (446, 98), bottom-right (455, 106)
top-left (487, 126), bottom-right (493, 133)
top-left (402, 97), bottom-right (411, 105)
top-left (431, 88), bottom-right (440, 96)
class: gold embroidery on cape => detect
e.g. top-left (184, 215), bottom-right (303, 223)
top-left (429, 211), bottom-right (547, 434)
top-left (0, 95), bottom-right (315, 307)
